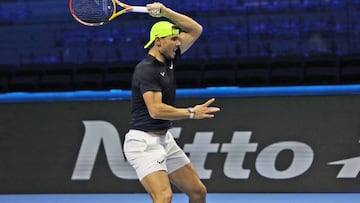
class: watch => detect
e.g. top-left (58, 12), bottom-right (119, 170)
top-left (188, 107), bottom-right (195, 119)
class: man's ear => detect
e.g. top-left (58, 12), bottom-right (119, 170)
top-left (154, 37), bottom-right (161, 47)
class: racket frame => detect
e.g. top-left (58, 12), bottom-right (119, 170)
top-left (69, 0), bottom-right (148, 26)
top-left (109, 0), bottom-right (148, 21)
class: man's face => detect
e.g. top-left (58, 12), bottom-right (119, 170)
top-left (158, 34), bottom-right (181, 60)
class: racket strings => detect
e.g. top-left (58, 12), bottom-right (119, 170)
top-left (71, 0), bottom-right (115, 24)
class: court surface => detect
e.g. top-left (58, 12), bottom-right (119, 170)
top-left (1, 193), bottom-right (359, 203)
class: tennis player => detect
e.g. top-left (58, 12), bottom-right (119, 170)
top-left (123, 2), bottom-right (220, 203)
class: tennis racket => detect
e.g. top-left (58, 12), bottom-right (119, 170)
top-left (69, 0), bottom-right (157, 26)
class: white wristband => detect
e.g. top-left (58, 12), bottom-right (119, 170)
top-left (188, 107), bottom-right (195, 119)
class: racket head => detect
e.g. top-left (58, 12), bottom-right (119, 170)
top-left (69, 0), bottom-right (117, 26)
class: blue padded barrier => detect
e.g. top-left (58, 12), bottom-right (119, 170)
top-left (1, 85), bottom-right (360, 103)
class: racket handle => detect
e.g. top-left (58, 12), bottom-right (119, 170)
top-left (131, 6), bottom-right (148, 13)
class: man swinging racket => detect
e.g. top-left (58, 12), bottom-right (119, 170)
top-left (123, 2), bottom-right (220, 203)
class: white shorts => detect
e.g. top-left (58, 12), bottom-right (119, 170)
top-left (123, 129), bottom-right (190, 181)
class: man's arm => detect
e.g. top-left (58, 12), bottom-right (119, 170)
top-left (146, 2), bottom-right (203, 54)
top-left (143, 91), bottom-right (220, 121)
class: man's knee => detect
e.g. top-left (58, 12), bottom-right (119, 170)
top-left (189, 183), bottom-right (207, 202)
top-left (151, 189), bottom-right (173, 203)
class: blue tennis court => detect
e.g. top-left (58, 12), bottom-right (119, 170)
top-left (1, 193), bottom-right (359, 203)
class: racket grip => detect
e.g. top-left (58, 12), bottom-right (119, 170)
top-left (131, 6), bottom-right (148, 13)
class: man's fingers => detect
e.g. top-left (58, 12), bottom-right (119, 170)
top-left (203, 98), bottom-right (216, 107)
top-left (193, 98), bottom-right (220, 119)
top-left (208, 107), bottom-right (220, 112)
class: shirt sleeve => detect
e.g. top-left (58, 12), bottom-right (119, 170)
top-left (134, 64), bottom-right (161, 95)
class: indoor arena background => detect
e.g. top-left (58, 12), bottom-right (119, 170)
top-left (1, 0), bottom-right (360, 202)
